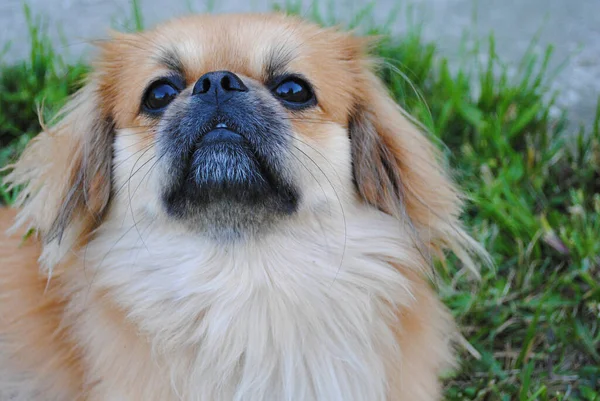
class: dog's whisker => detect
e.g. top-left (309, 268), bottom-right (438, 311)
top-left (82, 215), bottom-right (149, 309)
top-left (288, 150), bottom-right (331, 216)
top-left (114, 148), bottom-right (155, 236)
top-left (283, 133), bottom-right (346, 189)
top-left (127, 156), bottom-right (154, 258)
top-left (112, 143), bottom-right (155, 171)
top-left (287, 150), bottom-right (338, 263)
top-left (288, 143), bottom-right (348, 285)
top-left (130, 150), bottom-right (168, 201)
top-left (129, 216), bottom-right (160, 273)
top-left (112, 149), bottom-right (156, 200)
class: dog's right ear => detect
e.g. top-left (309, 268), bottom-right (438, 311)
top-left (5, 79), bottom-right (114, 272)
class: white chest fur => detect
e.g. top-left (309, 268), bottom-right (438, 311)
top-left (70, 206), bottom-right (426, 401)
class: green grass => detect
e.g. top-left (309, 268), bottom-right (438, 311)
top-left (0, 4), bottom-right (88, 203)
top-left (1, 2), bottom-right (599, 400)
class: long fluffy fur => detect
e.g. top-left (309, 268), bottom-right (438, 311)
top-left (0, 13), bottom-right (485, 401)
top-left (1, 206), bottom-right (456, 401)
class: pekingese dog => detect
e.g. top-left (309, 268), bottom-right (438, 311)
top-left (0, 13), bottom-right (484, 401)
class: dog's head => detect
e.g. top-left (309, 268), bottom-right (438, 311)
top-left (6, 14), bottom-right (479, 270)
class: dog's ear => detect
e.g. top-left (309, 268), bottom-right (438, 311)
top-left (350, 69), bottom-right (484, 270)
top-left (5, 79), bottom-right (114, 271)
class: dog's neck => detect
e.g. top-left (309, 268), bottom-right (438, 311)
top-left (66, 204), bottom-right (425, 400)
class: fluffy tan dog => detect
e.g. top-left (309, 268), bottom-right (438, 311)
top-left (0, 13), bottom-right (483, 401)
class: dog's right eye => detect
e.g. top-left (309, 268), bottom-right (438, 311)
top-left (142, 81), bottom-right (180, 113)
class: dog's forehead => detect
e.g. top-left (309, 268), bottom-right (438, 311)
top-left (143, 14), bottom-right (349, 80)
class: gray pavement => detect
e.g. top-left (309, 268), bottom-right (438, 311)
top-left (1, 0), bottom-right (599, 126)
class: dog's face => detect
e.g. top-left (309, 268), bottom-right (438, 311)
top-left (8, 14), bottom-right (474, 268)
top-left (102, 15), bottom-right (367, 237)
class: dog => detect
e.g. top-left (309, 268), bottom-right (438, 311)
top-left (0, 13), bottom-right (484, 401)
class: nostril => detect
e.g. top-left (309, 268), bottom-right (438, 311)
top-left (192, 77), bottom-right (211, 95)
top-left (221, 73), bottom-right (248, 92)
top-left (201, 78), bottom-right (211, 94)
top-left (220, 75), bottom-right (232, 91)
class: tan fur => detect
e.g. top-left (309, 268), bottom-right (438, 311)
top-left (0, 209), bottom-right (83, 400)
top-left (0, 13), bottom-right (485, 401)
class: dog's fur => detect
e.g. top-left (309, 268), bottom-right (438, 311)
top-left (0, 14), bottom-right (483, 400)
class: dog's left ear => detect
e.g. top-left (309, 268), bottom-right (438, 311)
top-left (5, 80), bottom-right (114, 271)
top-left (350, 69), bottom-right (482, 269)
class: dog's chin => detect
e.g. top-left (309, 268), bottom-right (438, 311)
top-left (162, 128), bottom-right (299, 237)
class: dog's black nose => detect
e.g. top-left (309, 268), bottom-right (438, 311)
top-left (192, 71), bottom-right (248, 104)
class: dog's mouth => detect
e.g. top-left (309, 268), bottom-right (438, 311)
top-left (200, 122), bottom-right (245, 145)
top-left (184, 120), bottom-right (272, 198)
top-left (161, 113), bottom-right (299, 228)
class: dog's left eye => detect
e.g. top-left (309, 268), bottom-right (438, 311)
top-left (272, 76), bottom-right (316, 109)
top-left (142, 81), bottom-right (180, 112)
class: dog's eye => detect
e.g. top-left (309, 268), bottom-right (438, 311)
top-left (143, 81), bottom-right (180, 112)
top-left (272, 77), bottom-right (315, 109)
